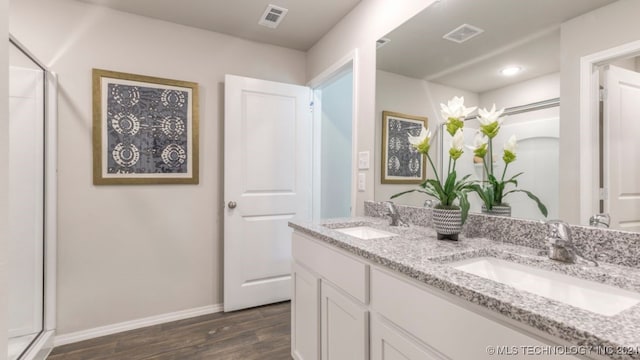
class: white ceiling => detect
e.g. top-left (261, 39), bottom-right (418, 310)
top-left (377, 0), bottom-right (617, 93)
top-left (78, 0), bottom-right (361, 51)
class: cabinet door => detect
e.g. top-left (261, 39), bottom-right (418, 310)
top-left (371, 316), bottom-right (447, 360)
top-left (321, 281), bottom-right (368, 360)
top-left (292, 263), bottom-right (321, 360)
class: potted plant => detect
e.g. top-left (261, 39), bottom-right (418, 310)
top-left (391, 97), bottom-right (477, 240)
top-left (470, 105), bottom-right (548, 217)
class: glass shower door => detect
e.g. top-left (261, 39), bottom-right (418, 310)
top-left (8, 42), bottom-right (45, 360)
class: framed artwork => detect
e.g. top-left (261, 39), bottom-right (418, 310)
top-left (381, 111), bottom-right (428, 184)
top-left (92, 69), bottom-right (199, 184)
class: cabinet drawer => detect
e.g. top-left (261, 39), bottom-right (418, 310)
top-left (371, 268), bottom-right (580, 360)
top-left (292, 232), bottom-right (369, 304)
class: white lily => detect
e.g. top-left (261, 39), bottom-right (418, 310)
top-left (451, 129), bottom-right (464, 151)
top-left (477, 104), bottom-right (505, 126)
top-left (466, 132), bottom-right (487, 150)
top-left (407, 126), bottom-right (432, 155)
top-left (465, 132), bottom-right (488, 158)
top-left (449, 129), bottom-right (464, 160)
top-left (504, 135), bottom-right (517, 153)
top-left (408, 126), bottom-right (430, 146)
top-left (503, 135), bottom-right (517, 164)
top-left (440, 96), bottom-right (477, 121)
top-left (477, 104), bottom-right (506, 138)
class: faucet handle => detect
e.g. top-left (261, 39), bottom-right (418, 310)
top-left (545, 220), bottom-right (572, 244)
top-left (589, 213), bottom-right (611, 228)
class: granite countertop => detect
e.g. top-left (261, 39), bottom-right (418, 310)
top-left (289, 216), bottom-right (640, 360)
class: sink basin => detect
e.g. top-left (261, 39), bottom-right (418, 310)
top-left (450, 257), bottom-right (640, 316)
top-left (334, 226), bottom-right (398, 240)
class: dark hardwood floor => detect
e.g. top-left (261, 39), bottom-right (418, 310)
top-left (47, 301), bottom-right (292, 360)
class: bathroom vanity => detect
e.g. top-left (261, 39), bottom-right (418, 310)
top-left (289, 207), bottom-right (640, 360)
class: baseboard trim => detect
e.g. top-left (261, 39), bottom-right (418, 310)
top-left (53, 303), bottom-right (223, 347)
top-left (22, 330), bottom-right (54, 360)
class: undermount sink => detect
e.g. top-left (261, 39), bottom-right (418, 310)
top-left (334, 226), bottom-right (398, 240)
top-left (450, 257), bottom-right (640, 316)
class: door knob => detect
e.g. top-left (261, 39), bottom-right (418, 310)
top-left (228, 201), bottom-right (237, 209)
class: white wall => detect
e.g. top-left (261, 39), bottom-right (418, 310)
top-left (375, 70), bottom-right (478, 206)
top-left (321, 71), bottom-right (353, 218)
top-left (307, 0), bottom-right (437, 215)
top-left (1, 0), bottom-right (9, 357)
top-left (10, 0), bottom-right (306, 335)
top-left (479, 72), bottom-right (559, 110)
top-left (476, 73), bottom-right (560, 220)
top-left (560, 0), bottom-right (640, 223)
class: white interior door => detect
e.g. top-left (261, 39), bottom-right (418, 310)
top-left (604, 65), bottom-right (640, 231)
top-left (224, 74), bottom-right (312, 311)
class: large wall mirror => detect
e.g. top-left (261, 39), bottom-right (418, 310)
top-left (375, 0), bottom-right (640, 232)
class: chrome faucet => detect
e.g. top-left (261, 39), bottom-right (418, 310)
top-left (589, 213), bottom-right (610, 228)
top-left (384, 201), bottom-right (408, 227)
top-left (545, 220), bottom-right (598, 266)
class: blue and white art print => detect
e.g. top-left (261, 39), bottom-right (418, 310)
top-left (382, 111), bottom-right (427, 184)
top-left (93, 69), bottom-right (199, 184)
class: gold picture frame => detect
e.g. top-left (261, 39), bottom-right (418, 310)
top-left (92, 69), bottom-right (199, 185)
top-left (381, 111), bottom-right (428, 184)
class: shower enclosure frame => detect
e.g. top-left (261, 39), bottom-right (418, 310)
top-left (9, 34), bottom-right (57, 360)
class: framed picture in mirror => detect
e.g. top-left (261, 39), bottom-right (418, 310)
top-left (381, 111), bottom-right (427, 184)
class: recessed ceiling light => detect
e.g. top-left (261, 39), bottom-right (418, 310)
top-left (500, 66), bottom-right (522, 76)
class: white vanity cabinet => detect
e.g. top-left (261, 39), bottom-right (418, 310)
top-left (292, 230), bottom-right (585, 360)
top-left (320, 281), bottom-right (369, 360)
top-left (292, 262), bottom-right (321, 360)
top-left (371, 315), bottom-right (446, 360)
top-left (292, 232), bottom-right (370, 360)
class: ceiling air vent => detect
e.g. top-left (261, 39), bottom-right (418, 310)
top-left (376, 38), bottom-right (391, 49)
top-left (259, 4), bottom-right (288, 29)
top-left (443, 24), bottom-right (484, 43)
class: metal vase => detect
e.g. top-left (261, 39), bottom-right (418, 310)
top-left (481, 204), bottom-right (512, 217)
top-left (432, 207), bottom-right (462, 241)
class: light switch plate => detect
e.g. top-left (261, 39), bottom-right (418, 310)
top-left (358, 151), bottom-right (370, 169)
top-left (358, 173), bottom-right (366, 192)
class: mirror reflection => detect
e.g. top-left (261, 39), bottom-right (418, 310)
top-left (375, 0), bottom-right (640, 231)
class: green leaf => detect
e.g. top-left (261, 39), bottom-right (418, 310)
top-left (456, 190), bottom-right (470, 224)
top-left (421, 184), bottom-right (442, 199)
top-left (467, 183), bottom-right (491, 210)
top-left (503, 189), bottom-right (549, 217)
top-left (390, 189), bottom-right (426, 199)
top-left (444, 171), bottom-right (457, 196)
top-left (504, 172), bottom-right (524, 185)
top-left (426, 179), bottom-right (446, 203)
top-left (495, 181), bottom-right (505, 203)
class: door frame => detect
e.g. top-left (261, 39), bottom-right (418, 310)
top-left (578, 40), bottom-right (640, 225)
top-left (9, 34), bottom-right (58, 358)
top-left (307, 50), bottom-right (359, 220)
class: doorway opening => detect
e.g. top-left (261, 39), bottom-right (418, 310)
top-left (579, 40), bottom-right (640, 230)
top-left (597, 58), bottom-right (640, 231)
top-left (310, 53), bottom-right (357, 221)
